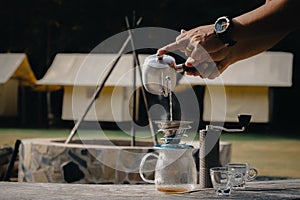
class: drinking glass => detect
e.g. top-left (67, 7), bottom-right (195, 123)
top-left (226, 163), bottom-right (258, 189)
top-left (210, 167), bottom-right (233, 196)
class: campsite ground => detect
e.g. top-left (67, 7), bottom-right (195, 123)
top-left (0, 128), bottom-right (299, 179)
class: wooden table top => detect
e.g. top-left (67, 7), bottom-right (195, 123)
top-left (0, 179), bottom-right (299, 200)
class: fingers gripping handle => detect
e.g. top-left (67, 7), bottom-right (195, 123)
top-left (175, 63), bottom-right (198, 73)
top-left (139, 153), bottom-right (159, 183)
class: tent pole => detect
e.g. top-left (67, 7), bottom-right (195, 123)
top-left (131, 50), bottom-right (137, 147)
top-left (125, 17), bottom-right (158, 146)
top-left (130, 11), bottom-right (137, 147)
top-left (64, 36), bottom-right (131, 144)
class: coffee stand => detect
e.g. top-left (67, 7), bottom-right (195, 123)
top-left (57, 26), bottom-right (285, 191)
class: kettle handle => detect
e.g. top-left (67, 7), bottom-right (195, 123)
top-left (139, 152), bottom-right (159, 184)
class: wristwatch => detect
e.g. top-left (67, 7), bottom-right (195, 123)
top-left (214, 16), bottom-right (236, 46)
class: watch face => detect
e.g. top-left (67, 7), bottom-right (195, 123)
top-left (214, 17), bottom-right (230, 34)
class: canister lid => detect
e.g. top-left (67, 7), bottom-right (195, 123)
top-left (154, 144), bottom-right (194, 149)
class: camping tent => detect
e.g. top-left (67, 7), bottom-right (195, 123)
top-left (178, 51), bottom-right (293, 122)
top-left (37, 53), bottom-right (148, 122)
top-left (37, 51), bottom-right (293, 123)
top-left (0, 53), bottom-right (37, 116)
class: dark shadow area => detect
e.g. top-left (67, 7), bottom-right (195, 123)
top-left (0, 0), bottom-right (299, 136)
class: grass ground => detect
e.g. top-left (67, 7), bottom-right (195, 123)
top-left (221, 134), bottom-right (300, 179)
top-left (0, 128), bottom-right (299, 179)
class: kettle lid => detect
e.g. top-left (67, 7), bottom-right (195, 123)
top-left (144, 54), bottom-right (176, 68)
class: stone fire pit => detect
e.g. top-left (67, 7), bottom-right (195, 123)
top-left (18, 138), bottom-right (231, 184)
top-left (18, 138), bottom-right (157, 184)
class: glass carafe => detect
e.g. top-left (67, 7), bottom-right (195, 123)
top-left (139, 145), bottom-right (197, 193)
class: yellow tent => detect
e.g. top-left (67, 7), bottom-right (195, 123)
top-left (0, 53), bottom-right (37, 116)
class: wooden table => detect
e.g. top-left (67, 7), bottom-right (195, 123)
top-left (0, 179), bottom-right (299, 199)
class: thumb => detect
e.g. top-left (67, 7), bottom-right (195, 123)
top-left (185, 57), bottom-right (196, 67)
top-left (157, 48), bottom-right (168, 56)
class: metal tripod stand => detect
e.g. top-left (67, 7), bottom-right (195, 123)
top-left (65, 16), bottom-right (157, 146)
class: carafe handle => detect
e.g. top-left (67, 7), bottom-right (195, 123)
top-left (247, 167), bottom-right (258, 181)
top-left (139, 152), bottom-right (159, 183)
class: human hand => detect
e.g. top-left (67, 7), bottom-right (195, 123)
top-left (157, 25), bottom-right (228, 79)
top-left (158, 19), bottom-right (289, 79)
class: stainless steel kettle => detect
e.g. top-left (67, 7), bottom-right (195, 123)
top-left (142, 54), bottom-right (178, 96)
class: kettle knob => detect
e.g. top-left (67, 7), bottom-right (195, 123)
top-left (157, 54), bottom-right (163, 61)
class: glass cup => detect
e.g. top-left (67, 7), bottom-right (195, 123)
top-left (210, 167), bottom-right (234, 196)
top-left (226, 163), bottom-right (258, 189)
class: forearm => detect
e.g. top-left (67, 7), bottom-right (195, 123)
top-left (232, 32), bottom-right (287, 62)
top-left (232, 0), bottom-right (300, 42)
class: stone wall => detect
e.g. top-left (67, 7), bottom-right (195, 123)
top-left (18, 138), bottom-right (231, 184)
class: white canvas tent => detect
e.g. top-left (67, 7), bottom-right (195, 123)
top-left (37, 51), bottom-right (293, 123)
top-left (178, 51), bottom-right (293, 122)
top-left (37, 53), bottom-right (149, 122)
top-left (0, 53), bottom-right (37, 116)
